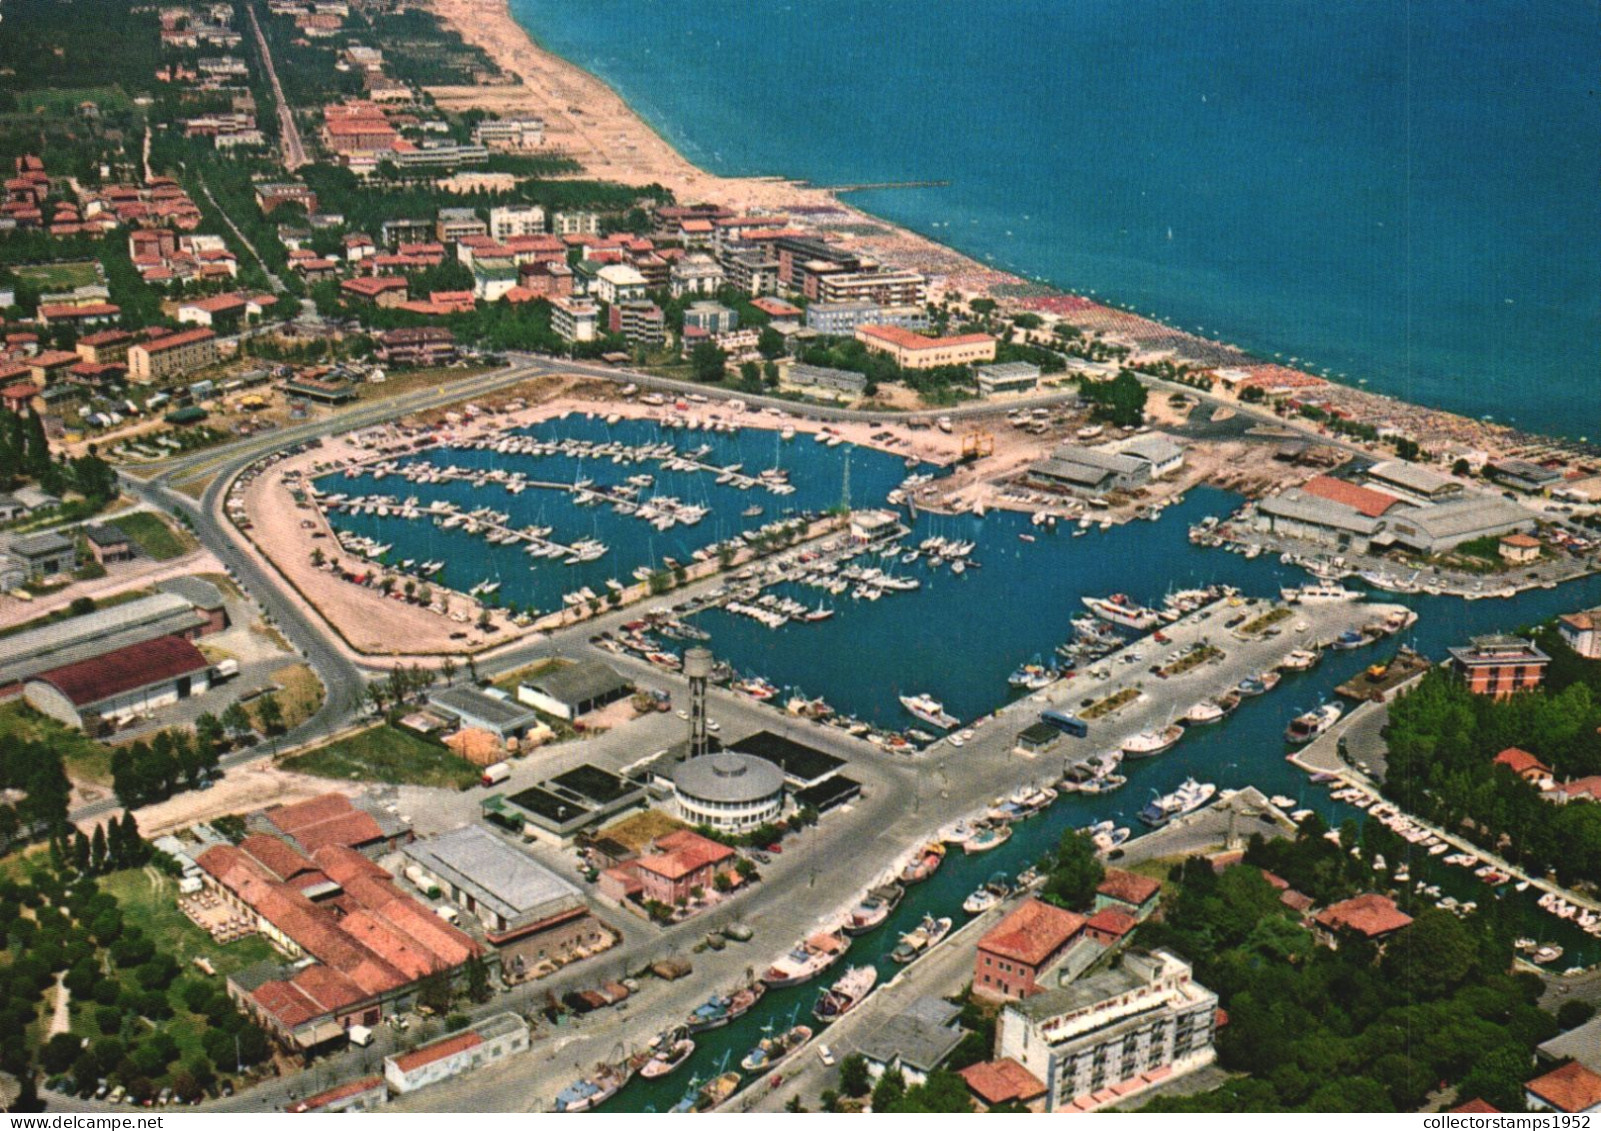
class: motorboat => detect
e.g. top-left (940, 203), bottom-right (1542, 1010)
top-left (1285, 703), bottom-right (1342, 745)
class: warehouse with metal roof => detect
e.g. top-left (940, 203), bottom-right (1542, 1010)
top-left (515, 660), bottom-right (631, 720)
top-left (0, 591), bottom-right (213, 693)
top-left (23, 634), bottom-right (213, 728)
top-left (402, 826), bottom-right (587, 943)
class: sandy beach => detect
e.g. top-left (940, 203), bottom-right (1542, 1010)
top-left (418, 0), bottom-right (1580, 471)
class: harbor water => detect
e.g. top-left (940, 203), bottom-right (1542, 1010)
top-left (333, 417), bottom-right (1601, 1110)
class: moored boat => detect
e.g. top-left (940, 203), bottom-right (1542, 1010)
top-left (844, 884), bottom-right (904, 936)
top-left (1285, 703), bottom-right (1342, 745)
top-left (740, 1022), bottom-right (813, 1073)
top-left (891, 913), bottom-right (954, 964)
top-left (639, 1031), bottom-right (696, 1080)
top-left (813, 965), bottom-right (878, 1024)
top-left (762, 930), bottom-right (850, 988)
top-left (899, 842), bottom-right (946, 885)
top-left (1121, 724), bottom-right (1184, 759)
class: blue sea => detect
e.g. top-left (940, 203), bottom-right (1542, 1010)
top-left (508, 0), bottom-right (1601, 440)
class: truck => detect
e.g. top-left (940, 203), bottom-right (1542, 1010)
top-left (212, 658), bottom-right (240, 681)
top-left (481, 762), bottom-right (511, 787)
top-left (347, 1025), bottom-right (374, 1048)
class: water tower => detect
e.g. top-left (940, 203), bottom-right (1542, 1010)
top-left (684, 646), bottom-right (714, 759)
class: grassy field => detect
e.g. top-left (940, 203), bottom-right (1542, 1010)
top-left (93, 869), bottom-right (278, 1068)
top-left (99, 869), bottom-right (275, 979)
top-left (16, 87), bottom-right (132, 116)
top-left (12, 260), bottom-right (100, 289)
top-left (490, 657), bottom-right (563, 692)
top-left (111, 511), bottom-right (195, 560)
top-left (269, 662), bottom-right (325, 730)
top-left (285, 724), bottom-right (480, 790)
top-left (0, 701), bottom-right (111, 783)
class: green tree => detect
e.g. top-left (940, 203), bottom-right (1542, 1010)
top-left (1559, 1000), bottom-right (1597, 1030)
top-left (757, 326), bottom-right (785, 360)
top-left (1041, 829), bottom-right (1105, 910)
top-left (221, 701), bottom-right (252, 736)
top-left (254, 693), bottom-right (284, 736)
top-left (690, 340), bottom-right (727, 384)
top-left (838, 1053), bottom-right (872, 1098)
top-left (871, 1066), bottom-right (906, 1111)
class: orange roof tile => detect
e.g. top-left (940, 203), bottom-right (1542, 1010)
top-left (979, 898), bottom-right (1084, 966)
top-left (391, 1031), bottom-right (482, 1074)
top-left (1528, 1063), bottom-right (1601, 1113)
top-left (1314, 893), bottom-right (1413, 938)
top-left (1097, 868), bottom-right (1161, 907)
top-left (959, 1059), bottom-right (1045, 1105)
top-left (1301, 476), bottom-right (1400, 518)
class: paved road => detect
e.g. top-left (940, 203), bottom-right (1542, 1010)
top-left (246, 2), bottom-right (307, 170)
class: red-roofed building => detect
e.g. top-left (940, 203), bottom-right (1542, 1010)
top-left (626, 829), bottom-right (736, 907)
top-left (1081, 907), bottom-right (1138, 946)
top-left (340, 275), bottom-right (409, 307)
top-left (75, 329), bottom-right (133, 366)
top-left (1528, 1062), bottom-right (1601, 1114)
top-left (127, 328), bottom-right (217, 382)
top-left (260, 792), bottom-right (405, 857)
top-left (973, 898), bottom-right (1085, 1002)
top-left (854, 324), bottom-right (996, 370)
top-left (750, 296), bottom-right (803, 320)
top-left (287, 1076), bottom-right (387, 1113)
top-left (1450, 1099), bottom-right (1501, 1114)
top-left (383, 1013), bottom-right (528, 1094)
top-left (959, 1059), bottom-right (1047, 1112)
top-left (1559, 608), bottom-right (1601, 659)
top-left (23, 635), bottom-right (212, 729)
top-left (1094, 868), bottom-right (1162, 921)
top-left (199, 824), bottom-right (480, 1049)
top-left (1313, 893), bottom-right (1413, 946)
top-left (1494, 746), bottom-right (1554, 787)
top-left (28, 351), bottom-right (80, 385)
top-left (1300, 475), bottom-right (1400, 518)
top-left (1500, 532), bottom-right (1543, 564)
top-left (37, 302), bottom-right (120, 328)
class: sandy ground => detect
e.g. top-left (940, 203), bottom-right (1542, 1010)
top-left (77, 759), bottom-right (363, 840)
top-left (0, 544), bottom-right (221, 631)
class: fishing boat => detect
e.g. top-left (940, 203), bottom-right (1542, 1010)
top-left (1285, 703), bottom-right (1342, 745)
top-left (899, 842), bottom-right (946, 885)
top-left (762, 930), bottom-right (850, 988)
top-left (740, 1021), bottom-right (813, 1073)
top-left (813, 965), bottom-right (877, 1024)
top-left (1237, 671), bottom-right (1282, 696)
top-left (1182, 699), bottom-right (1225, 726)
top-left (844, 884), bottom-right (904, 936)
top-left (891, 914), bottom-right (954, 963)
top-left (963, 886), bottom-right (1001, 914)
top-left (639, 1031), bottom-right (696, 1079)
top-left (1138, 777), bottom-right (1217, 828)
top-left (685, 995), bottom-right (733, 1033)
top-left (1121, 724), bottom-right (1184, 759)
top-left (899, 693), bottom-right (959, 730)
top-left (1279, 648), bottom-right (1321, 672)
top-left (553, 1061), bottom-right (629, 1113)
top-left (1280, 581), bottom-right (1359, 603)
top-left (964, 823), bottom-right (1012, 854)
top-left (691, 1072), bottom-right (742, 1112)
top-left (725, 980), bottom-right (766, 1022)
top-left (1082, 593), bottom-right (1161, 631)
top-left (1092, 826), bottom-right (1132, 853)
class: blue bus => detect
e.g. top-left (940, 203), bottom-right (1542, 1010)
top-left (1040, 708), bottom-right (1088, 738)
